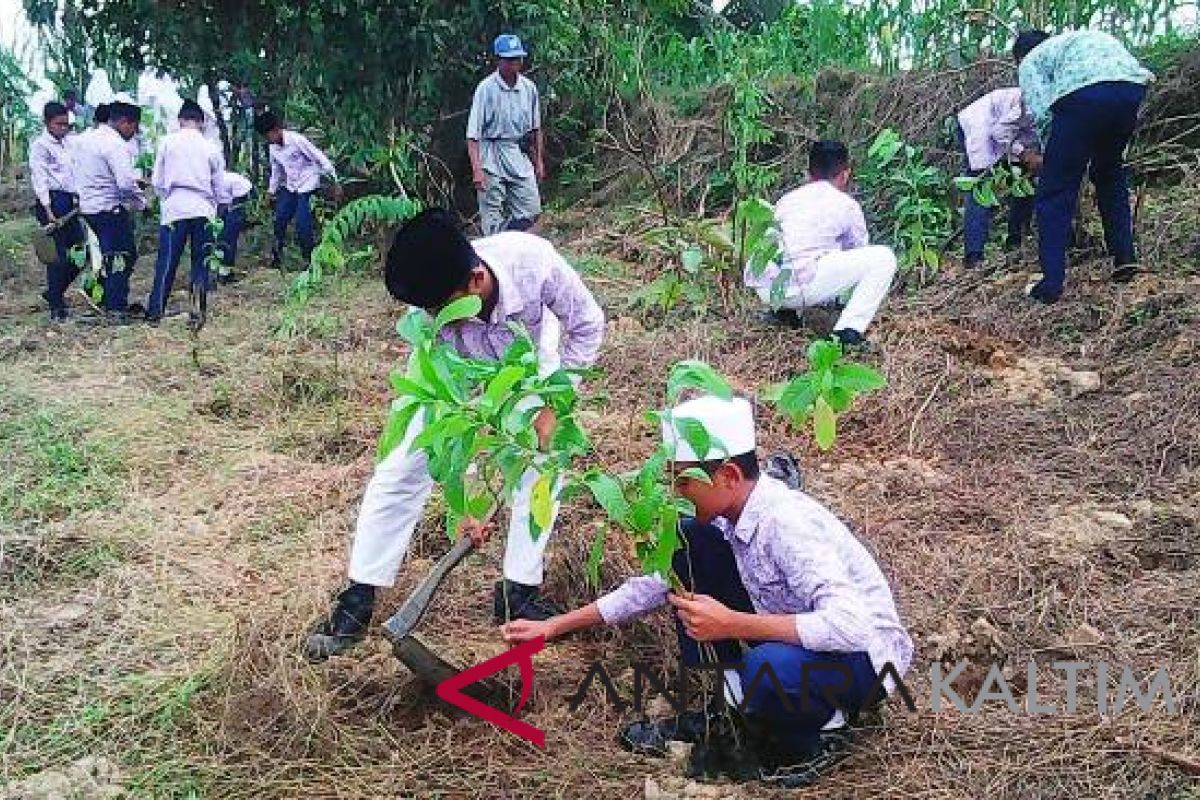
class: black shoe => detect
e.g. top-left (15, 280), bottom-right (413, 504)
top-left (304, 583), bottom-right (376, 662)
top-left (492, 580), bottom-right (562, 623)
top-left (758, 728), bottom-right (855, 789)
top-left (1024, 279), bottom-right (1061, 304)
top-left (762, 309), bottom-right (801, 329)
top-left (48, 308), bottom-right (69, 323)
top-left (964, 254), bottom-right (984, 268)
top-left (618, 707), bottom-right (732, 757)
top-left (104, 310), bottom-right (136, 326)
top-left (682, 715), bottom-right (766, 783)
top-left (832, 328), bottom-right (866, 349)
top-left (217, 271), bottom-right (239, 285)
top-left (1111, 262), bottom-right (1139, 283)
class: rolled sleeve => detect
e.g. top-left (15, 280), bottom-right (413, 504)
top-left (595, 574), bottom-right (670, 624)
top-left (541, 249), bottom-right (604, 369)
top-left (268, 152), bottom-right (283, 194)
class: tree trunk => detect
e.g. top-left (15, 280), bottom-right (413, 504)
top-left (207, 69), bottom-right (233, 165)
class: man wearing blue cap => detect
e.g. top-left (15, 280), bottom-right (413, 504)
top-left (467, 34), bottom-right (545, 235)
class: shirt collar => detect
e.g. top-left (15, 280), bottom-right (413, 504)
top-left (481, 252), bottom-right (523, 321)
top-left (720, 476), bottom-right (778, 544)
top-left (100, 124), bottom-right (124, 145)
top-left (492, 71), bottom-right (521, 92)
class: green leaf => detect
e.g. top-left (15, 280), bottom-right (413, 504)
top-left (467, 491), bottom-right (494, 519)
top-left (677, 466), bottom-right (712, 484)
top-left (530, 472), bottom-right (555, 539)
top-left (825, 386), bottom-right (853, 413)
top-left (666, 360), bottom-right (733, 403)
top-left (813, 396), bottom-right (837, 450)
top-left (672, 416), bottom-right (727, 462)
top-left (680, 246), bottom-right (704, 274)
top-left (585, 525), bottom-right (606, 587)
top-left (434, 294), bottom-right (482, 330)
top-left (643, 504), bottom-right (680, 579)
top-left (388, 372), bottom-right (436, 401)
top-left (735, 196), bottom-right (775, 227)
top-left (768, 269), bottom-right (791, 309)
top-left (396, 309), bottom-right (432, 345)
top-left (443, 472), bottom-right (468, 515)
top-left (377, 401), bottom-right (420, 460)
top-left (414, 344), bottom-right (455, 402)
top-left (832, 363), bottom-right (887, 393)
top-left (584, 471), bottom-right (630, 523)
top-left (551, 416), bottom-right (590, 455)
top-left (953, 176), bottom-right (979, 191)
top-left (806, 339), bottom-right (841, 372)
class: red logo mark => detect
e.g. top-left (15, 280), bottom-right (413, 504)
top-left (436, 636), bottom-right (546, 748)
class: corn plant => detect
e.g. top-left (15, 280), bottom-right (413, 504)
top-left (954, 162), bottom-right (1035, 209)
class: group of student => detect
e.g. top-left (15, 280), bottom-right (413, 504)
top-left (746, 28), bottom-right (1153, 346)
top-left (29, 25), bottom-right (1155, 789)
top-left (29, 95), bottom-right (336, 325)
top-left (302, 27), bottom-right (1156, 789)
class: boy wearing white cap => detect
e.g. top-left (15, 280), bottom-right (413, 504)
top-left (467, 33), bottom-right (544, 235)
top-left (503, 394), bottom-right (913, 786)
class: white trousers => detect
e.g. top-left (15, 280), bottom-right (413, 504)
top-left (758, 246), bottom-right (897, 334)
top-left (347, 313), bottom-right (563, 588)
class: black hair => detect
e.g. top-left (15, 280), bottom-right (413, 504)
top-left (809, 140), bottom-right (850, 180)
top-left (178, 99), bottom-right (205, 122)
top-left (108, 102), bottom-right (141, 124)
top-left (698, 451), bottom-right (761, 481)
top-left (384, 208), bottom-right (479, 309)
top-left (254, 110), bottom-right (281, 136)
top-left (1013, 30), bottom-right (1050, 60)
top-left (93, 104), bottom-right (111, 124)
top-left (63, 88), bottom-right (78, 100)
top-left (43, 101), bottom-right (68, 123)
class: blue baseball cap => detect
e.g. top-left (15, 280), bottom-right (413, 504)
top-left (494, 34), bottom-right (528, 59)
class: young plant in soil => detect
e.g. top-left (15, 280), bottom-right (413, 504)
top-left (954, 162), bottom-right (1036, 209)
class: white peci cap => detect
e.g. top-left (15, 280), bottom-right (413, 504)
top-left (662, 395), bottom-right (755, 462)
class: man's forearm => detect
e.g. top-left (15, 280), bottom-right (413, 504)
top-left (467, 139), bottom-right (483, 176)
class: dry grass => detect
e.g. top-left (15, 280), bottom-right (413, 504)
top-left (0, 185), bottom-right (1198, 800)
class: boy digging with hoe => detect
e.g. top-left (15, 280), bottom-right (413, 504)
top-left (306, 209), bottom-right (605, 661)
